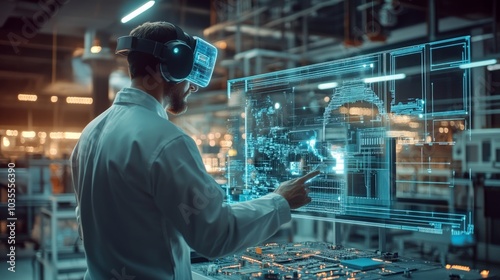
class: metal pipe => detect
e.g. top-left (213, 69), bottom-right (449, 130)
top-left (235, 0), bottom-right (242, 54)
top-left (493, 0), bottom-right (497, 53)
top-left (0, 39), bottom-right (76, 51)
top-left (301, 13), bottom-right (308, 57)
top-left (263, 0), bottom-right (343, 29)
top-left (203, 7), bottom-right (268, 37)
top-left (427, 0), bottom-right (437, 41)
top-left (224, 24), bottom-right (323, 40)
top-left (234, 48), bottom-right (301, 61)
top-left (287, 37), bottom-right (338, 54)
top-left (52, 27), bottom-right (57, 84)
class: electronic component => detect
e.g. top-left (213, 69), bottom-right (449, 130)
top-left (191, 242), bottom-right (492, 279)
top-left (340, 258), bottom-right (384, 270)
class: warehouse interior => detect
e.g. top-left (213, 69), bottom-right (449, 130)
top-left (1, 0), bottom-right (500, 279)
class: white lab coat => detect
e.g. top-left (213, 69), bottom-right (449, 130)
top-left (70, 88), bottom-right (291, 279)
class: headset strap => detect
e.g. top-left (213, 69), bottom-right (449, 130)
top-left (115, 23), bottom-right (196, 59)
top-left (169, 22), bottom-right (196, 49)
top-left (115, 36), bottom-right (166, 60)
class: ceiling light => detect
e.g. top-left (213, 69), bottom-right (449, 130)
top-left (363, 73), bottom-right (406, 83)
top-left (2, 137), bottom-right (10, 148)
top-left (64, 132), bottom-right (82, 139)
top-left (318, 82), bottom-right (338, 90)
top-left (66, 97), bottom-right (93, 104)
top-left (487, 63), bottom-right (500, 71)
top-left (18, 94), bottom-right (37, 102)
top-left (49, 132), bottom-right (82, 140)
top-left (90, 45), bottom-right (102, 54)
top-left (121, 1), bottom-right (155, 23)
top-left (6, 130), bottom-right (18, 136)
top-left (21, 131), bottom-right (36, 138)
top-left (459, 59), bottom-right (497, 69)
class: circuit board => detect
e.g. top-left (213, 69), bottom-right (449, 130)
top-left (191, 242), bottom-right (492, 280)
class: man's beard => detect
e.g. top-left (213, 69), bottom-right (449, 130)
top-left (166, 94), bottom-right (188, 115)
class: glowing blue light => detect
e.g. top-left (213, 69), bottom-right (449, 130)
top-left (363, 73), bottom-right (406, 83)
top-left (459, 59), bottom-right (497, 69)
top-left (121, 1), bottom-right (155, 23)
top-left (173, 47), bottom-right (179, 54)
top-left (318, 82), bottom-right (338, 90)
top-left (330, 151), bottom-right (345, 174)
top-left (309, 138), bottom-right (316, 148)
top-left (274, 102), bottom-right (281, 109)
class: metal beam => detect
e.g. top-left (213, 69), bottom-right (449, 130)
top-left (203, 7), bottom-right (268, 36)
top-left (263, 0), bottom-right (344, 28)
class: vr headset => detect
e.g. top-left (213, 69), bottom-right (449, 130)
top-left (115, 23), bottom-right (217, 88)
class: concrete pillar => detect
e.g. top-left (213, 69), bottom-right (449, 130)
top-left (88, 60), bottom-right (114, 117)
top-left (82, 29), bottom-right (115, 117)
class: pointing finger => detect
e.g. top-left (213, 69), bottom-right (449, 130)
top-left (297, 170), bottom-right (321, 183)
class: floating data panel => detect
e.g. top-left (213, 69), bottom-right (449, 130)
top-left (390, 37), bottom-right (470, 117)
top-left (226, 36), bottom-right (473, 236)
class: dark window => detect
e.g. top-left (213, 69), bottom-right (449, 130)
top-left (466, 145), bottom-right (478, 163)
top-left (482, 141), bottom-right (491, 162)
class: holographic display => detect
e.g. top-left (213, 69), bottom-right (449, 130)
top-left (225, 36), bottom-right (473, 236)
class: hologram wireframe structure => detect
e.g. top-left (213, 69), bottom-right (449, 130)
top-left (226, 36), bottom-right (473, 236)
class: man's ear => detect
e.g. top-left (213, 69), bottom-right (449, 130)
top-left (142, 64), bottom-right (163, 84)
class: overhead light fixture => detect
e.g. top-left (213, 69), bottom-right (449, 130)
top-left (49, 132), bottom-right (82, 140)
top-left (18, 94), bottom-right (38, 102)
top-left (89, 37), bottom-right (102, 54)
top-left (90, 45), bottom-right (102, 54)
top-left (66, 97), bottom-right (93, 104)
top-left (121, 1), bottom-right (155, 23)
top-left (487, 63), bottom-right (500, 71)
top-left (21, 131), bottom-right (36, 138)
top-left (318, 82), bottom-right (338, 90)
top-left (6, 130), bottom-right (18, 136)
top-left (363, 73), bottom-right (406, 83)
top-left (2, 137), bottom-right (10, 148)
top-left (459, 59), bottom-right (497, 69)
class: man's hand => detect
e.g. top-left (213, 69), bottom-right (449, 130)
top-left (274, 170), bottom-right (321, 209)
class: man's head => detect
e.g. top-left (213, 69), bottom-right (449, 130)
top-left (127, 21), bottom-right (195, 81)
top-left (119, 21), bottom-right (199, 115)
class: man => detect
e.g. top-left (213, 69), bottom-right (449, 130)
top-left (71, 21), bottom-right (319, 279)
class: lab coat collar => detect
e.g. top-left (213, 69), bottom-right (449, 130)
top-left (113, 87), bottom-right (168, 120)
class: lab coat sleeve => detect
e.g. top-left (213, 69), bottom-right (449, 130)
top-left (150, 135), bottom-right (291, 259)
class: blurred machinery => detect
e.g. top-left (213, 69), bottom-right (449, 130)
top-left (0, 158), bottom-right (83, 279)
top-left (452, 128), bottom-right (500, 261)
top-left (0, 158), bottom-right (72, 247)
top-left (34, 194), bottom-right (85, 280)
top-left (452, 128), bottom-right (500, 182)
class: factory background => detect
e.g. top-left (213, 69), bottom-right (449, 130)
top-left (0, 0), bottom-right (499, 279)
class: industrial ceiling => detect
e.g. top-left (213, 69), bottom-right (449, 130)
top-left (0, 0), bottom-right (498, 130)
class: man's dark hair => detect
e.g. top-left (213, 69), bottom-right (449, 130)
top-left (127, 21), bottom-right (178, 79)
